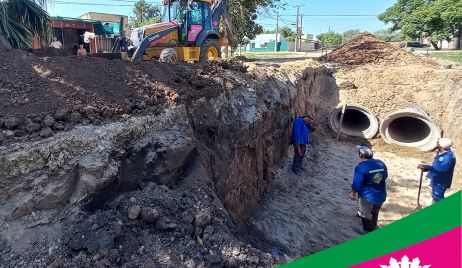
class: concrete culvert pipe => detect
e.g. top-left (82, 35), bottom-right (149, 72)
top-left (380, 108), bottom-right (441, 151)
top-left (328, 104), bottom-right (379, 139)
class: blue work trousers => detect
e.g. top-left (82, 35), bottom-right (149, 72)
top-left (292, 144), bottom-right (307, 172)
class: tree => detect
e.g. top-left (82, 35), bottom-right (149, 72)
top-left (228, 0), bottom-right (283, 46)
top-left (379, 0), bottom-right (462, 50)
top-left (128, 0), bottom-right (284, 48)
top-left (130, 0), bottom-right (162, 28)
top-left (317, 31), bottom-right (343, 47)
top-left (279, 26), bottom-right (294, 38)
top-left (263, 26), bottom-right (294, 37)
top-left (342, 29), bottom-right (362, 44)
top-left (0, 0), bottom-right (50, 48)
top-left (373, 29), bottom-right (405, 42)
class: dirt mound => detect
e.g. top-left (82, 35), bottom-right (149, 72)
top-left (25, 47), bottom-right (73, 57)
top-left (0, 35), bottom-right (11, 49)
top-left (0, 49), bottom-right (246, 145)
top-left (326, 33), bottom-right (433, 65)
top-left (279, 59), bottom-right (321, 72)
top-left (0, 156), bottom-right (275, 267)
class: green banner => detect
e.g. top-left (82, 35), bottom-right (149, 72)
top-left (281, 191), bottom-right (461, 267)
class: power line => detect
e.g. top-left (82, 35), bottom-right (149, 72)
top-left (279, 16), bottom-right (295, 26)
top-left (53, 1), bottom-right (132, 6)
top-left (257, 12), bottom-right (277, 20)
top-left (50, 0), bottom-right (161, 3)
top-left (51, 0), bottom-right (162, 7)
top-left (279, 14), bottom-right (378, 17)
top-left (108, 0), bottom-right (161, 2)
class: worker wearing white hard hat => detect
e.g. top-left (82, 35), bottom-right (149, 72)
top-left (418, 138), bottom-right (456, 203)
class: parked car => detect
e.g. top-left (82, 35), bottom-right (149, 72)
top-left (404, 42), bottom-right (428, 48)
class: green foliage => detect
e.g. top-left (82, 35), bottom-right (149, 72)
top-left (373, 29), bottom-right (406, 42)
top-left (379, 0), bottom-right (462, 48)
top-left (229, 0), bottom-right (283, 45)
top-left (263, 29), bottom-right (276, 34)
top-left (432, 52), bottom-right (462, 63)
top-left (285, 36), bottom-right (295, 42)
top-left (342, 29), bottom-right (362, 44)
top-left (0, 0), bottom-right (50, 48)
top-left (317, 31), bottom-right (343, 47)
top-left (279, 26), bottom-right (294, 38)
top-left (263, 26), bottom-right (294, 38)
top-left (129, 0), bottom-right (283, 47)
top-left (130, 0), bottom-right (162, 28)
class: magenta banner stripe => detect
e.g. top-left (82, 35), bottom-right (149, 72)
top-left (350, 226), bottom-right (461, 268)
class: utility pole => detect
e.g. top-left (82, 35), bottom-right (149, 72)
top-left (295, 5), bottom-right (300, 52)
top-left (299, 15), bottom-right (304, 51)
top-left (275, 12), bottom-right (279, 52)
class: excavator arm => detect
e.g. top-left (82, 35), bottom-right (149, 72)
top-left (211, 0), bottom-right (236, 47)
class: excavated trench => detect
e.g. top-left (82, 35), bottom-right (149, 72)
top-left (1, 57), bottom-right (458, 267)
top-left (0, 62), bottom-right (340, 267)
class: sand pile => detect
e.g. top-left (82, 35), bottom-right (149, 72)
top-left (326, 33), bottom-right (434, 65)
top-left (280, 59), bottom-right (321, 72)
top-left (0, 49), bottom-right (246, 144)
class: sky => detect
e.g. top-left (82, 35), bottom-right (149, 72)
top-left (47, 0), bottom-right (397, 35)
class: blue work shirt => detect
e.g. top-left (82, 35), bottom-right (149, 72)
top-left (426, 150), bottom-right (456, 188)
top-left (352, 159), bottom-right (388, 205)
top-left (291, 117), bottom-right (311, 145)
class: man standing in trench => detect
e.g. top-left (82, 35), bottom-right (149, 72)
top-left (350, 145), bottom-right (388, 234)
top-left (290, 115), bottom-right (316, 175)
top-left (418, 138), bottom-right (456, 203)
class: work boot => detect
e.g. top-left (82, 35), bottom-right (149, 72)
top-left (291, 168), bottom-right (301, 176)
top-left (352, 227), bottom-right (366, 235)
top-left (361, 217), bottom-right (375, 232)
top-left (372, 212), bottom-right (379, 230)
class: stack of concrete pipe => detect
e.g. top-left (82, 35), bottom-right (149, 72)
top-left (328, 105), bottom-right (441, 151)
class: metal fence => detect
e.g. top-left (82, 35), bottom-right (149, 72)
top-left (96, 36), bottom-right (116, 53)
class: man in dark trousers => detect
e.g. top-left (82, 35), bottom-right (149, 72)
top-left (418, 138), bottom-right (456, 203)
top-left (290, 115), bottom-right (316, 175)
top-left (350, 145), bottom-right (388, 234)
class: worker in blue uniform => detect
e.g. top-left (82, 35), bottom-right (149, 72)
top-left (290, 115), bottom-right (316, 175)
top-left (418, 138), bottom-right (456, 203)
top-left (350, 145), bottom-right (388, 233)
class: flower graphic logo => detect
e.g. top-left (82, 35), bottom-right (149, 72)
top-left (380, 255), bottom-right (431, 268)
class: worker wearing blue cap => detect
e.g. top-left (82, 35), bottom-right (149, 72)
top-left (350, 145), bottom-right (388, 234)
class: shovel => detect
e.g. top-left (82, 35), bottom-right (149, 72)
top-left (416, 169), bottom-right (424, 209)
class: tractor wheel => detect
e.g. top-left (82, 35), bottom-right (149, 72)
top-left (199, 39), bottom-right (221, 62)
top-left (159, 48), bottom-right (178, 63)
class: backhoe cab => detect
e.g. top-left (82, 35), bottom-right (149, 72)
top-left (129, 0), bottom-right (234, 62)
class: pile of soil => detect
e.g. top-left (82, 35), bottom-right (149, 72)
top-left (325, 33), bottom-right (434, 65)
top-left (0, 36), bottom-right (11, 49)
top-left (0, 157), bottom-right (275, 268)
top-left (25, 47), bottom-right (73, 57)
top-left (0, 49), bottom-right (247, 145)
